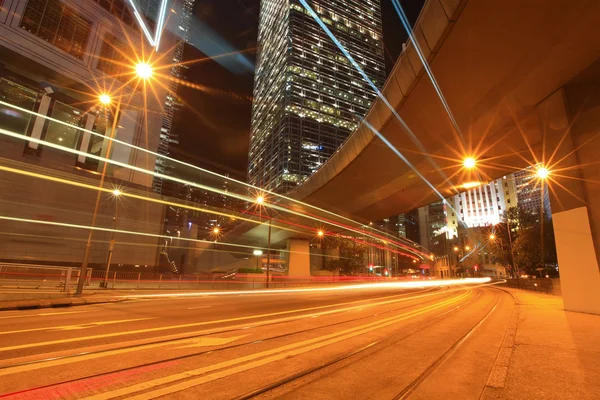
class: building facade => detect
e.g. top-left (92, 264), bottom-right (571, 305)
top-left (152, 0), bottom-right (196, 194)
top-left (513, 166), bottom-right (552, 216)
top-left (248, 0), bottom-right (386, 193)
top-left (450, 176), bottom-right (518, 229)
top-left (0, 0), bottom-right (176, 269)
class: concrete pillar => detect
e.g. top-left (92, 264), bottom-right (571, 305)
top-left (28, 94), bottom-right (51, 149)
top-left (286, 239), bottom-right (310, 277)
top-left (77, 113), bottom-right (96, 163)
top-left (538, 88), bottom-right (600, 314)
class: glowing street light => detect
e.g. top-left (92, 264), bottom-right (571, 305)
top-left (536, 166), bottom-right (550, 179)
top-left (112, 189), bottom-right (122, 197)
top-left (99, 94), bottom-right (111, 105)
top-left (135, 62), bottom-right (153, 79)
top-left (463, 157), bottom-right (476, 169)
top-left (255, 195), bottom-right (265, 204)
top-left (465, 245), bottom-right (471, 251)
top-left (453, 246), bottom-right (459, 252)
top-left (317, 230), bottom-right (324, 237)
top-left (253, 249), bottom-right (263, 256)
top-left (489, 233), bottom-right (496, 240)
top-left (212, 227), bottom-right (220, 234)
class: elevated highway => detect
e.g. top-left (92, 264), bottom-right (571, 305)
top-left (291, 0), bottom-right (600, 314)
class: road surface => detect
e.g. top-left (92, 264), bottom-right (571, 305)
top-left (0, 282), bottom-right (514, 399)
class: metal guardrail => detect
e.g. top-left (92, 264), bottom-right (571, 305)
top-left (0, 264), bottom-right (422, 292)
top-left (501, 278), bottom-right (561, 295)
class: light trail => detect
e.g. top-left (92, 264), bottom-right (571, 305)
top-left (298, 0), bottom-right (455, 189)
top-left (0, 159), bottom-right (424, 258)
top-left (0, 100), bottom-right (424, 253)
top-left (126, 0), bottom-right (170, 50)
top-left (0, 164), bottom-right (310, 238)
top-left (0, 128), bottom-right (426, 258)
top-left (119, 278), bottom-right (493, 298)
top-left (390, 0), bottom-right (466, 146)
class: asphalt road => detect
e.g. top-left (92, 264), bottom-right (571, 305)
top-left (0, 282), bottom-right (514, 399)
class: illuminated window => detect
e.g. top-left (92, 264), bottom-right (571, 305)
top-left (0, 78), bottom-right (38, 136)
top-left (20, 0), bottom-right (91, 60)
top-left (97, 33), bottom-right (129, 79)
top-left (44, 102), bottom-right (83, 149)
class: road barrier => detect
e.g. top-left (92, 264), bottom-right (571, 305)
top-left (501, 278), bottom-right (561, 296)
top-left (0, 263), bottom-right (422, 292)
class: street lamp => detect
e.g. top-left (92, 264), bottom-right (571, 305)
top-left (135, 62), bottom-right (153, 79)
top-left (99, 94), bottom-right (111, 105)
top-left (317, 230), bottom-right (324, 237)
top-left (256, 194), bottom-right (271, 287)
top-left (453, 246), bottom-right (459, 252)
top-left (465, 245), bottom-right (471, 251)
top-left (212, 227), bottom-right (220, 235)
top-left (253, 249), bottom-right (263, 270)
top-left (536, 166), bottom-right (550, 179)
top-left (463, 157), bottom-right (476, 169)
top-left (102, 189), bottom-right (122, 288)
top-left (489, 233), bottom-right (496, 240)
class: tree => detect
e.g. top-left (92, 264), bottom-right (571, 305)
top-left (323, 236), bottom-right (368, 275)
top-left (512, 217), bottom-right (557, 276)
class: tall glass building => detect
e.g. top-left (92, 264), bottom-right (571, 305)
top-left (248, 0), bottom-right (386, 193)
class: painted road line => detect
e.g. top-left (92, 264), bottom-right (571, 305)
top-left (0, 290), bottom-right (445, 353)
top-left (0, 318), bottom-right (155, 336)
top-left (82, 292), bottom-right (472, 400)
top-left (0, 335), bottom-right (248, 378)
top-left (0, 311), bottom-right (87, 320)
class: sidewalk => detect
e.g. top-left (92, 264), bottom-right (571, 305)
top-left (484, 289), bottom-right (600, 399)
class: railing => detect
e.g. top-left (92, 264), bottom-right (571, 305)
top-left (501, 278), bottom-right (561, 296)
top-left (0, 263), bottom-right (427, 292)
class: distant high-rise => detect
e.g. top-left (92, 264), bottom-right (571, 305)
top-left (153, 0), bottom-right (196, 194)
top-left (248, 0), bottom-right (386, 193)
top-left (513, 166), bottom-right (552, 216)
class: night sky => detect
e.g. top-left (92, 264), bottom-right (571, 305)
top-left (172, 0), bottom-right (425, 180)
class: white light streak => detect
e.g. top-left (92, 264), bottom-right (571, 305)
top-left (119, 278), bottom-right (493, 298)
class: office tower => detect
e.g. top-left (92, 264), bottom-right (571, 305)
top-left (513, 166), bottom-right (552, 217)
top-left (0, 0), bottom-right (175, 267)
top-left (153, 0), bottom-right (196, 194)
top-left (451, 176), bottom-right (518, 229)
top-left (248, 0), bottom-right (386, 193)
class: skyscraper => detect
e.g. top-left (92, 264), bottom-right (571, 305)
top-left (248, 0), bottom-right (386, 193)
top-left (153, 0), bottom-right (196, 194)
top-left (513, 166), bottom-right (552, 216)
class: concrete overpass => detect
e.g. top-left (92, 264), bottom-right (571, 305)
top-left (291, 0), bottom-right (600, 313)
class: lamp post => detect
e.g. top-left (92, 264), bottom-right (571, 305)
top-left (76, 64), bottom-right (153, 296)
top-left (102, 189), bottom-right (122, 288)
top-left (256, 195), bottom-right (272, 288)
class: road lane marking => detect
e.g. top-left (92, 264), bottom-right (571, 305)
top-left (0, 335), bottom-right (248, 378)
top-left (0, 290), bottom-right (443, 353)
top-left (187, 306), bottom-right (212, 310)
top-left (0, 318), bottom-right (155, 336)
top-left (82, 292), bottom-right (472, 400)
top-left (0, 311), bottom-right (87, 320)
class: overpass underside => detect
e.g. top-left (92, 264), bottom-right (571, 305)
top-left (291, 0), bottom-right (600, 313)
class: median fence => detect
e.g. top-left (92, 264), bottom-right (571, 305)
top-left (502, 278), bottom-right (562, 296)
top-left (0, 263), bottom-right (396, 292)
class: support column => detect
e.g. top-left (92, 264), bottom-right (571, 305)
top-left (286, 239), bottom-right (310, 277)
top-left (538, 88), bottom-right (600, 314)
top-left (28, 94), bottom-right (51, 149)
top-left (77, 113), bottom-right (96, 163)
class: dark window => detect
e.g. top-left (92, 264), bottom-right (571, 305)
top-left (97, 33), bottom-right (130, 79)
top-left (20, 0), bottom-right (91, 60)
top-left (0, 78), bottom-right (38, 135)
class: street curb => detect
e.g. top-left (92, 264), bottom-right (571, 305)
top-left (0, 297), bottom-right (127, 311)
